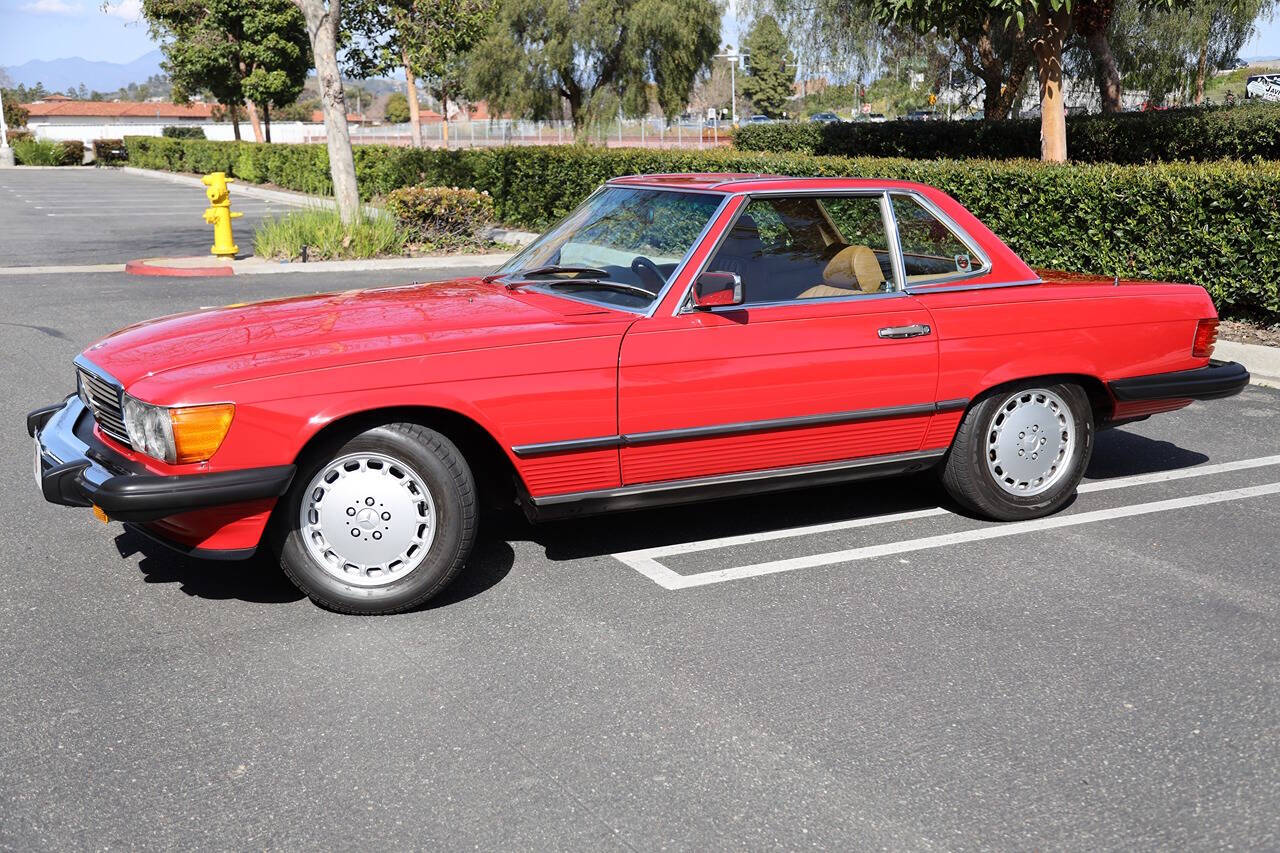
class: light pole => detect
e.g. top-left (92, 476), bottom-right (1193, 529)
top-left (0, 87), bottom-right (12, 168)
top-left (714, 47), bottom-right (747, 125)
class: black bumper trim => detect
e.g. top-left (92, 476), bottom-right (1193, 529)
top-left (1109, 360), bottom-right (1250, 403)
top-left (31, 396), bottom-right (295, 522)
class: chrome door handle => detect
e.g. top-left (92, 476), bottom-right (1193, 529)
top-left (878, 324), bottom-right (931, 339)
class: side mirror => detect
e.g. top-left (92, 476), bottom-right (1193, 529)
top-left (691, 271), bottom-right (743, 309)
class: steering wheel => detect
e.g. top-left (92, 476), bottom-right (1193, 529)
top-left (630, 256), bottom-right (665, 292)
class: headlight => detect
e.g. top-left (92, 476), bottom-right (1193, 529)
top-left (122, 395), bottom-right (234, 464)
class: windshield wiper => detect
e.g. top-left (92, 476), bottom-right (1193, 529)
top-left (542, 279), bottom-right (657, 299)
top-left (483, 265), bottom-right (611, 286)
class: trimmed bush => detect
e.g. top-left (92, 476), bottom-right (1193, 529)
top-left (6, 128), bottom-right (33, 145)
top-left (385, 186), bottom-right (495, 247)
top-left (161, 125), bottom-right (206, 139)
top-left (124, 136), bottom-right (1280, 322)
top-left (13, 138), bottom-right (67, 166)
top-left (734, 103), bottom-right (1280, 164)
top-left (58, 139), bottom-right (85, 165)
top-left (93, 138), bottom-right (128, 166)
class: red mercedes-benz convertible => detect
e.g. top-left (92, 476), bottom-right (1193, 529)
top-left (30, 174), bottom-right (1248, 613)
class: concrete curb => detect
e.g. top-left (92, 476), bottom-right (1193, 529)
top-left (228, 253), bottom-right (515, 276)
top-left (1217, 340), bottom-right (1280, 389)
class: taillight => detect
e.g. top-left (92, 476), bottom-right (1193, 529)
top-left (1192, 318), bottom-right (1218, 359)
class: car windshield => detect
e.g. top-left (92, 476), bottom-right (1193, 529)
top-left (495, 187), bottom-right (723, 311)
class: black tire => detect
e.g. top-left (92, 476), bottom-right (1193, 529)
top-left (940, 382), bottom-right (1094, 521)
top-left (272, 423), bottom-right (477, 614)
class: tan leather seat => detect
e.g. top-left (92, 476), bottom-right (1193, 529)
top-left (798, 245), bottom-right (884, 299)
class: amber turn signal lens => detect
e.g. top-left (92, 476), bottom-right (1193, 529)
top-left (91, 504), bottom-right (110, 523)
top-left (169, 403), bottom-right (235, 464)
top-left (1192, 318), bottom-right (1218, 359)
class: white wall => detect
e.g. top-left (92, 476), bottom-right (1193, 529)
top-left (31, 121), bottom-right (322, 145)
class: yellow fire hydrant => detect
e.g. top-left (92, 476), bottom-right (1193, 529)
top-left (201, 172), bottom-right (243, 258)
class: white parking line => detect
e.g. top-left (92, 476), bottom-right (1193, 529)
top-left (611, 455), bottom-right (1280, 590)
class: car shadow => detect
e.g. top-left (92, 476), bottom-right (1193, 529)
top-left (531, 427), bottom-right (1211, 562)
top-left (115, 528), bottom-right (515, 611)
top-left (1086, 428), bottom-right (1209, 479)
top-left (530, 471), bottom-right (951, 562)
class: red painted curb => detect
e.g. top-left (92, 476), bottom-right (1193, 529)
top-left (125, 258), bottom-right (236, 277)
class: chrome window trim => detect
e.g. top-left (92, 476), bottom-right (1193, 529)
top-left (511, 398), bottom-right (968, 458)
top-left (497, 186), bottom-right (732, 319)
top-left (889, 190), bottom-right (993, 286)
top-left (529, 447), bottom-right (947, 507)
top-left (907, 276), bottom-right (1044, 295)
top-left (671, 189), bottom-right (902, 316)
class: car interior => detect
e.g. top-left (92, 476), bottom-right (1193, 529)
top-left (705, 194), bottom-right (986, 306)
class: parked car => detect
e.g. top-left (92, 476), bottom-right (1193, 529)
top-left (746, 114), bottom-right (773, 124)
top-left (809, 112), bottom-right (842, 124)
top-left (30, 175), bottom-right (1248, 614)
top-left (903, 109), bottom-right (939, 121)
top-left (856, 112), bottom-right (888, 123)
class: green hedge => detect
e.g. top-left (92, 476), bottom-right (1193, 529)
top-left (734, 104), bottom-right (1280, 164)
top-left (124, 136), bottom-right (1280, 321)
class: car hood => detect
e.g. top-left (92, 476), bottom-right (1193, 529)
top-left (81, 277), bottom-right (621, 399)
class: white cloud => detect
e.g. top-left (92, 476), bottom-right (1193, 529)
top-left (19, 0), bottom-right (82, 13)
top-left (102, 0), bottom-right (142, 22)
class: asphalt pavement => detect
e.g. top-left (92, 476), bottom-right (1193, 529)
top-left (1, 168), bottom-right (1277, 851)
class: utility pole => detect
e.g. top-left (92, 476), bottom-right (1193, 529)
top-left (0, 87), bottom-right (12, 167)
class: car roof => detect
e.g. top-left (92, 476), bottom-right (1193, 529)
top-left (606, 173), bottom-right (938, 194)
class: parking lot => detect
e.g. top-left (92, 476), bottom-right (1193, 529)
top-left (2, 170), bottom-right (1278, 849)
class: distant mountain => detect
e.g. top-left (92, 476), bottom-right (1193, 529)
top-left (3, 50), bottom-right (165, 93)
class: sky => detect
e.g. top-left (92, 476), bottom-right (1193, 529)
top-left (1, 0), bottom-right (1278, 70)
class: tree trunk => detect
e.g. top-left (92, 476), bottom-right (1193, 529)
top-left (1193, 39), bottom-right (1209, 104)
top-left (230, 104), bottom-right (241, 141)
top-left (1085, 30), bottom-right (1122, 112)
top-left (441, 87), bottom-right (450, 148)
top-left (293, 0), bottom-right (360, 224)
top-left (244, 98), bottom-right (264, 143)
top-left (263, 103), bottom-right (272, 143)
top-left (1033, 7), bottom-right (1071, 162)
top-left (403, 54), bottom-right (423, 148)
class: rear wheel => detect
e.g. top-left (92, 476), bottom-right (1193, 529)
top-left (940, 382), bottom-right (1093, 521)
top-left (273, 423), bottom-right (476, 614)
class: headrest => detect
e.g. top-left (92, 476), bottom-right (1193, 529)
top-left (822, 245), bottom-right (884, 292)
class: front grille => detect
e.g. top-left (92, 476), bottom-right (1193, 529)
top-left (77, 366), bottom-right (133, 449)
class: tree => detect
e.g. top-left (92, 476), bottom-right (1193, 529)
top-left (1073, 0), bottom-right (1122, 112)
top-left (3, 92), bottom-right (29, 129)
top-left (346, 0), bottom-right (494, 147)
top-left (740, 14), bottom-right (796, 117)
top-left (383, 91), bottom-right (411, 123)
top-left (468, 0), bottom-right (720, 129)
top-left (291, 0), bottom-right (361, 223)
top-left (142, 0), bottom-right (310, 143)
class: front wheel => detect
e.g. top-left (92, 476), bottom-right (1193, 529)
top-left (273, 423), bottom-right (477, 614)
top-left (940, 383), bottom-right (1094, 521)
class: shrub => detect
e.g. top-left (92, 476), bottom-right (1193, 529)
top-left (58, 139), bottom-right (85, 165)
top-left (6, 128), bottom-right (33, 145)
top-left (252, 208), bottom-right (407, 261)
top-left (124, 136), bottom-right (1280, 322)
top-left (161, 125), bottom-right (207, 139)
top-left (93, 139), bottom-right (128, 166)
top-left (13, 138), bottom-right (67, 166)
top-left (733, 103), bottom-right (1280, 164)
top-left (384, 186), bottom-right (495, 247)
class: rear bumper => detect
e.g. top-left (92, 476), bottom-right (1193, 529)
top-left (1109, 360), bottom-right (1250, 403)
top-left (28, 396), bottom-right (294, 523)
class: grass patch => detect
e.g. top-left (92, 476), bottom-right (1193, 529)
top-left (13, 138), bottom-right (67, 166)
top-left (253, 208), bottom-right (408, 261)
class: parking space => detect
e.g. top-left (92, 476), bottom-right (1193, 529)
top-left (0, 168), bottom-right (300, 266)
top-left (1, 168), bottom-right (1277, 849)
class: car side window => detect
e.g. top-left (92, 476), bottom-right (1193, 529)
top-left (704, 195), bottom-right (893, 306)
top-left (890, 194), bottom-right (989, 284)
